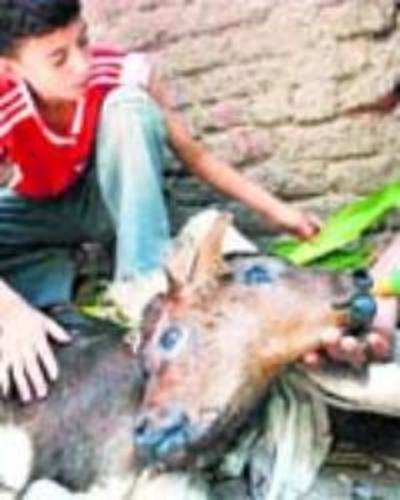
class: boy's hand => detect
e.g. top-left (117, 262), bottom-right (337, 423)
top-left (0, 289), bottom-right (70, 403)
top-left (263, 203), bottom-right (322, 240)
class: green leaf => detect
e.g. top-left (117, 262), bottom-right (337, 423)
top-left (310, 245), bottom-right (374, 271)
top-left (269, 180), bottom-right (400, 267)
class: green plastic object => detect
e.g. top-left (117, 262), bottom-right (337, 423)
top-left (270, 180), bottom-right (400, 269)
top-left (389, 270), bottom-right (400, 295)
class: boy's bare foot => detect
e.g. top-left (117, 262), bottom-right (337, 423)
top-left (107, 271), bottom-right (168, 328)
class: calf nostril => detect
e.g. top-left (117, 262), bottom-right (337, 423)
top-left (350, 294), bottom-right (377, 325)
top-left (162, 409), bottom-right (189, 434)
top-left (134, 415), bottom-right (151, 439)
top-left (352, 268), bottom-right (373, 292)
top-left (175, 410), bottom-right (189, 429)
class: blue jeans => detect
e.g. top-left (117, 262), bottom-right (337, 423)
top-left (0, 87), bottom-right (171, 307)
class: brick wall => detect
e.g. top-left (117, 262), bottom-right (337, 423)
top-left (84, 0), bottom-right (400, 239)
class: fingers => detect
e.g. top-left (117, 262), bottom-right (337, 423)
top-left (298, 225), bottom-right (315, 240)
top-left (366, 331), bottom-right (391, 360)
top-left (0, 317), bottom-right (64, 404)
top-left (301, 329), bottom-right (340, 368)
top-left (5, 340), bottom-right (58, 402)
top-left (36, 337), bottom-right (59, 382)
top-left (325, 333), bottom-right (366, 368)
top-left (11, 362), bottom-right (32, 403)
top-left (0, 302), bottom-right (70, 404)
top-left (10, 352), bottom-right (49, 403)
top-left (295, 214), bottom-right (322, 240)
top-left (308, 213), bottom-right (323, 231)
top-left (23, 351), bottom-right (48, 400)
top-left (302, 351), bottom-right (322, 369)
top-left (306, 329), bottom-right (390, 370)
top-left (0, 363), bottom-right (10, 398)
top-left (45, 317), bottom-right (71, 344)
top-left (304, 329), bottom-right (369, 369)
top-left (338, 336), bottom-right (366, 368)
top-left (321, 328), bottom-right (342, 344)
top-left (295, 220), bottom-right (315, 239)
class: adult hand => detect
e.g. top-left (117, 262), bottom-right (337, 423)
top-left (0, 284), bottom-right (70, 403)
top-left (302, 303), bottom-right (393, 369)
top-left (303, 236), bottom-right (400, 369)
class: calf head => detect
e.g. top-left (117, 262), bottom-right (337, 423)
top-left (133, 214), bottom-right (376, 468)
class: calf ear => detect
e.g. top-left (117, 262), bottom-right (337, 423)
top-left (165, 212), bottom-right (232, 293)
top-left (165, 241), bottom-right (195, 294)
top-left (188, 212), bottom-right (232, 287)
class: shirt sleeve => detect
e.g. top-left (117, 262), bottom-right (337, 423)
top-left (120, 52), bottom-right (153, 90)
top-left (0, 143), bottom-right (8, 164)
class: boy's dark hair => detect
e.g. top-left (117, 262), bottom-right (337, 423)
top-left (0, 0), bottom-right (81, 56)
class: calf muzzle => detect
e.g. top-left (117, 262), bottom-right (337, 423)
top-left (334, 269), bottom-right (377, 337)
top-left (133, 408), bottom-right (191, 464)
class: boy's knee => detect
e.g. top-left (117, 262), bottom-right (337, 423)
top-left (103, 85), bottom-right (150, 106)
top-left (100, 86), bottom-right (166, 142)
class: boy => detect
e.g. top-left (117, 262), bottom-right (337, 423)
top-left (0, 0), bottom-right (321, 403)
top-left (0, 0), bottom-right (386, 404)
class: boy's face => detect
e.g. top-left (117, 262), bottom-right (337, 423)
top-left (3, 18), bottom-right (90, 103)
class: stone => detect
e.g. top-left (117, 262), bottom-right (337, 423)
top-left (246, 160), bottom-right (330, 199)
top-left (204, 127), bottom-right (273, 166)
top-left (293, 79), bottom-right (338, 123)
top-left (325, 0), bottom-right (395, 39)
top-left (276, 119), bottom-right (381, 161)
top-left (327, 155), bottom-right (400, 194)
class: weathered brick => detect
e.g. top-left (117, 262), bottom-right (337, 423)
top-left (337, 68), bottom-right (396, 112)
top-left (321, 0), bottom-right (395, 39)
top-left (249, 90), bottom-right (292, 126)
top-left (327, 155), bottom-right (400, 194)
top-left (162, 23), bottom-right (276, 78)
top-left (292, 79), bottom-right (338, 123)
top-left (275, 119), bottom-right (381, 161)
top-left (334, 39), bottom-right (369, 79)
top-left (246, 160), bottom-right (330, 199)
top-left (87, 0), bottom-right (273, 49)
top-left (295, 193), bottom-right (357, 220)
top-left (180, 58), bottom-right (292, 105)
top-left (204, 127), bottom-right (274, 166)
top-left (191, 99), bottom-right (249, 132)
top-left (290, 42), bottom-right (340, 82)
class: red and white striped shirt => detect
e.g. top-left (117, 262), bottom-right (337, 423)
top-left (0, 44), bottom-right (152, 199)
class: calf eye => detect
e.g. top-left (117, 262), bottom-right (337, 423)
top-left (159, 326), bottom-right (182, 351)
top-left (244, 265), bottom-right (271, 285)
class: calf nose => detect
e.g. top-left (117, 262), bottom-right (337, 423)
top-left (348, 293), bottom-right (377, 335)
top-left (352, 269), bottom-right (373, 291)
top-left (349, 269), bottom-right (376, 335)
top-left (334, 269), bottom-right (377, 336)
top-left (133, 409), bottom-right (190, 462)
